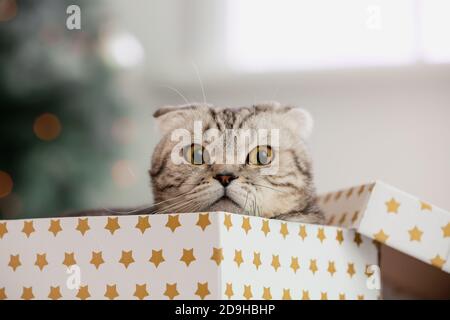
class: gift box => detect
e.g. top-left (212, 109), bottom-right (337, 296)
top-left (319, 181), bottom-right (450, 273)
top-left (0, 180), bottom-right (448, 300)
top-left (0, 212), bottom-right (379, 300)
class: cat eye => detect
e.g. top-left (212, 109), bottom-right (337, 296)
top-left (247, 145), bottom-right (274, 166)
top-left (183, 143), bottom-right (208, 165)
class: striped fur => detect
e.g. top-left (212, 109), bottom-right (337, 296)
top-left (150, 102), bottom-right (323, 224)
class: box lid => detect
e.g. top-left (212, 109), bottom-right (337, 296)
top-left (319, 181), bottom-right (450, 273)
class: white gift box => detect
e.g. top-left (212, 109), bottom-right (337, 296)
top-left (0, 180), bottom-right (447, 300)
top-left (0, 212), bottom-right (379, 300)
top-left (319, 181), bottom-right (450, 273)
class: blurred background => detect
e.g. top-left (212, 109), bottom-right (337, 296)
top-left (1, 0), bottom-right (450, 220)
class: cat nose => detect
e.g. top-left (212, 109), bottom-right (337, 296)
top-left (213, 173), bottom-right (238, 187)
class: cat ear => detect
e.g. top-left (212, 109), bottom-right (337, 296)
top-left (153, 105), bottom-right (196, 135)
top-left (285, 107), bottom-right (314, 140)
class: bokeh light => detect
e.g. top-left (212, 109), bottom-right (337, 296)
top-left (101, 32), bottom-right (144, 68)
top-left (0, 0), bottom-right (17, 22)
top-left (0, 193), bottom-right (22, 218)
top-left (111, 160), bottom-right (137, 188)
top-left (0, 170), bottom-right (13, 198)
top-left (33, 113), bottom-right (62, 141)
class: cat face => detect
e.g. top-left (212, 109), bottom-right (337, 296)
top-left (150, 102), bottom-right (323, 223)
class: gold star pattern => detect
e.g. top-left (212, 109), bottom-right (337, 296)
top-left (336, 230), bottom-right (344, 244)
top-left (408, 226), bottom-right (423, 242)
top-left (327, 261), bottom-right (336, 276)
top-left (62, 252), bottom-right (77, 267)
top-left (261, 219), bottom-right (270, 236)
top-left (165, 215), bottom-right (181, 232)
top-left (243, 285), bottom-right (253, 300)
top-left (282, 289), bottom-right (292, 300)
top-left (225, 283), bottom-right (234, 299)
top-left (48, 286), bottom-right (62, 300)
top-left (339, 293), bottom-right (346, 300)
top-left (430, 255), bottom-right (446, 269)
top-left (262, 287), bottom-right (272, 300)
top-left (299, 225), bottom-right (307, 240)
top-left (320, 292), bottom-right (328, 300)
top-left (8, 254), bottom-right (21, 271)
top-left (90, 251), bottom-right (105, 269)
top-left (76, 218), bottom-right (90, 236)
top-left (302, 290), bottom-right (310, 300)
top-left (365, 264), bottom-right (374, 277)
top-left (196, 213), bottom-right (211, 231)
top-left (105, 284), bottom-right (119, 300)
top-left (22, 221), bottom-right (35, 238)
top-left (309, 259), bottom-right (318, 274)
top-left (134, 284), bottom-right (149, 300)
top-left (346, 188), bottom-right (354, 198)
top-left (441, 223), bottom-right (450, 238)
top-left (347, 263), bottom-right (356, 278)
top-left (105, 217), bottom-right (120, 235)
top-left (0, 222), bottom-right (7, 239)
top-left (195, 282), bottom-right (210, 300)
top-left (180, 248), bottom-right (196, 267)
top-left (76, 285), bottom-right (90, 300)
top-left (357, 185), bottom-right (365, 196)
top-left (253, 252), bottom-right (262, 270)
top-left (210, 247), bottom-right (224, 266)
top-left (164, 283), bottom-right (179, 300)
top-left (351, 211), bottom-right (359, 224)
top-left (290, 257), bottom-right (300, 273)
top-left (48, 219), bottom-right (62, 236)
top-left (234, 250), bottom-right (244, 267)
top-left (35, 253), bottom-right (48, 271)
top-left (338, 212), bottom-right (347, 225)
top-left (420, 201), bottom-right (432, 211)
top-left (280, 223), bottom-right (289, 239)
top-left (149, 249), bottom-right (165, 268)
top-left (119, 250), bottom-right (135, 268)
top-left (271, 255), bottom-right (281, 271)
top-left (0, 288), bottom-right (6, 300)
top-left (317, 228), bottom-right (326, 243)
top-left (21, 287), bottom-right (34, 300)
top-left (224, 214), bottom-right (233, 231)
top-left (241, 217), bottom-right (251, 234)
top-left (354, 233), bottom-right (363, 246)
top-left (385, 198), bottom-right (400, 214)
top-left (135, 216), bottom-right (151, 234)
top-left (373, 229), bottom-right (389, 243)
top-left (357, 294), bottom-right (365, 300)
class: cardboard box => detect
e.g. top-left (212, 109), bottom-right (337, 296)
top-left (0, 212), bottom-right (379, 300)
top-left (318, 180), bottom-right (450, 273)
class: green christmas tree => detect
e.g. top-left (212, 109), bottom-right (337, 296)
top-left (0, 0), bottom-right (125, 218)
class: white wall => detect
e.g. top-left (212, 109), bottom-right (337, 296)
top-left (102, 0), bottom-right (450, 212)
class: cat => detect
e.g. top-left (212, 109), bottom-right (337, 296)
top-left (68, 101), bottom-right (323, 224)
top-left (149, 101), bottom-right (324, 224)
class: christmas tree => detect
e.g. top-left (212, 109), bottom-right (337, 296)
top-left (0, 0), bottom-right (125, 218)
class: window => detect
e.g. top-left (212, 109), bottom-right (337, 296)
top-left (225, 0), bottom-right (450, 72)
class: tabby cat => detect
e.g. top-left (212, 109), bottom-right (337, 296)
top-left (150, 102), bottom-right (323, 224)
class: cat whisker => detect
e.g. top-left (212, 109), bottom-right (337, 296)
top-left (151, 196), bottom-right (199, 215)
top-left (158, 85), bottom-right (190, 105)
top-left (252, 183), bottom-right (289, 194)
top-left (191, 61), bottom-right (207, 104)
